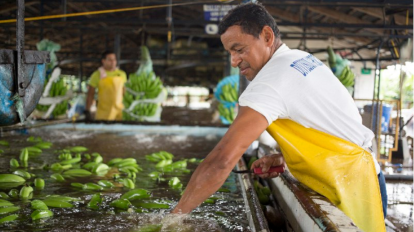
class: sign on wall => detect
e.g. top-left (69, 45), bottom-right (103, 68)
top-left (203, 5), bottom-right (236, 21)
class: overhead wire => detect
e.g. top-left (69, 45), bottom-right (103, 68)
top-left (0, 0), bottom-right (230, 24)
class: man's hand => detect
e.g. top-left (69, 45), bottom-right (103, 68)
top-left (251, 153), bottom-right (284, 179)
top-left (171, 106), bottom-right (269, 214)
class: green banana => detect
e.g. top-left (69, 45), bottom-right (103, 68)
top-left (20, 160), bottom-right (28, 168)
top-left (10, 159), bottom-right (19, 168)
top-left (60, 156), bottom-right (81, 165)
top-left (92, 163), bottom-right (109, 173)
top-left (97, 180), bottom-right (114, 188)
top-left (108, 158), bottom-right (123, 166)
top-left (118, 166), bottom-right (139, 173)
top-left (26, 147), bottom-right (42, 155)
top-left (59, 153), bottom-right (72, 160)
top-left (204, 198), bottom-right (215, 204)
top-left (82, 162), bottom-right (98, 170)
top-left (19, 148), bottom-right (29, 162)
top-left (19, 184), bottom-right (33, 199)
top-left (0, 174), bottom-right (26, 183)
top-left (120, 189), bottom-right (151, 201)
top-left (87, 193), bottom-right (102, 210)
top-left (34, 178), bottom-right (45, 190)
top-left (82, 183), bottom-right (103, 191)
top-left (0, 192), bottom-right (9, 199)
top-left (51, 173), bottom-right (65, 182)
top-left (63, 169), bottom-right (92, 177)
top-left (0, 140), bottom-right (9, 147)
top-left (42, 199), bottom-right (74, 208)
top-left (148, 172), bottom-right (161, 179)
top-left (34, 142), bottom-right (52, 149)
top-left (121, 178), bottom-right (135, 189)
top-left (13, 170), bottom-right (31, 179)
top-left (70, 146), bottom-right (88, 153)
top-left (71, 183), bottom-right (84, 189)
top-left (27, 136), bottom-right (42, 143)
top-left (8, 189), bottom-right (19, 199)
top-left (156, 159), bottom-right (172, 168)
top-left (31, 209), bottom-right (53, 220)
top-left (110, 199), bottom-right (131, 210)
top-left (0, 199), bottom-right (13, 207)
top-left (44, 195), bottom-right (81, 202)
top-left (91, 153), bottom-right (103, 163)
top-left (0, 214), bottom-right (18, 224)
top-left (168, 177), bottom-right (182, 189)
top-left (0, 206), bottom-right (20, 215)
top-left (327, 46), bottom-right (336, 69)
top-left (31, 200), bottom-right (49, 210)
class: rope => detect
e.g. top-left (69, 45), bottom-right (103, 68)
top-left (0, 0), bottom-right (228, 24)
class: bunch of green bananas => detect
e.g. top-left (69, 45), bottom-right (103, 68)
top-left (218, 103), bottom-right (235, 123)
top-left (219, 83), bottom-right (238, 103)
top-left (254, 180), bottom-right (272, 205)
top-left (123, 71), bottom-right (163, 121)
top-left (36, 78), bottom-right (68, 117)
top-left (338, 66), bottom-right (355, 87)
top-left (123, 103), bottom-right (158, 121)
top-left (126, 72), bottom-right (163, 100)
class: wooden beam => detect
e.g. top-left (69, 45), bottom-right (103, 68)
top-left (266, 6), bottom-right (372, 45)
top-left (0, 1), bottom-right (38, 15)
top-left (352, 7), bottom-right (412, 25)
top-left (307, 6), bottom-right (384, 35)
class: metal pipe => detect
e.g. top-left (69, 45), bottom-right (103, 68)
top-left (372, 39), bottom-right (384, 100)
top-left (79, 31), bottom-right (83, 90)
top-left (16, 0), bottom-right (25, 98)
top-left (114, 33), bottom-right (121, 61)
top-left (39, 0), bottom-right (44, 40)
top-left (166, 0), bottom-right (172, 61)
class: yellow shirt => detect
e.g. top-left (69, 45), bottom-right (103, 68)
top-left (89, 69), bottom-right (127, 88)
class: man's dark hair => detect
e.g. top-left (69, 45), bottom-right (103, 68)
top-left (218, 2), bottom-right (280, 39)
top-left (101, 51), bottom-right (115, 60)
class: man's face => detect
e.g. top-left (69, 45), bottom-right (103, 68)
top-left (221, 25), bottom-right (271, 81)
top-left (102, 53), bottom-right (117, 71)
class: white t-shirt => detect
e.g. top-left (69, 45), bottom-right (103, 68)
top-left (239, 44), bottom-right (380, 174)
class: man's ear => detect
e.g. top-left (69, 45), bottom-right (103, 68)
top-left (261, 26), bottom-right (275, 47)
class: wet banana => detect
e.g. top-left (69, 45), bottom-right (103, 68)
top-left (110, 199), bottom-right (131, 210)
top-left (0, 174), bottom-right (26, 183)
top-left (31, 209), bottom-right (53, 220)
top-left (63, 169), bottom-right (92, 177)
top-left (0, 214), bottom-right (18, 224)
top-left (19, 184), bottom-right (34, 199)
top-left (34, 178), bottom-right (45, 190)
top-left (120, 189), bottom-right (151, 201)
top-left (87, 193), bottom-right (102, 210)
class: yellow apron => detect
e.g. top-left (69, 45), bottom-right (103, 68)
top-left (267, 119), bottom-right (385, 232)
top-left (95, 76), bottom-right (125, 120)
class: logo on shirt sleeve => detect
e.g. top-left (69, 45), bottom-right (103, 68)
top-left (290, 54), bottom-right (324, 76)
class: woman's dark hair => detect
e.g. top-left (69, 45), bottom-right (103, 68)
top-left (218, 2), bottom-right (280, 39)
top-left (101, 51), bottom-right (115, 60)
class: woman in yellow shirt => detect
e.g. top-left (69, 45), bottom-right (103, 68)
top-left (85, 51), bottom-right (127, 121)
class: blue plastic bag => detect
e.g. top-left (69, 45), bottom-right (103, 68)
top-left (214, 75), bottom-right (239, 108)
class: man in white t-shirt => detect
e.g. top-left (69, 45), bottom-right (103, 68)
top-left (171, 2), bottom-right (387, 220)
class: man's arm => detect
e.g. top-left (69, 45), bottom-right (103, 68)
top-left (85, 85), bottom-right (95, 112)
top-left (171, 106), bottom-right (269, 214)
